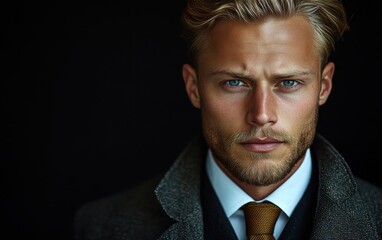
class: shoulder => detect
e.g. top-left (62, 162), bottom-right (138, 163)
top-left (76, 173), bottom-right (163, 219)
top-left (73, 173), bottom-right (174, 240)
top-left (354, 177), bottom-right (382, 209)
top-left (354, 177), bottom-right (382, 234)
top-left (356, 177), bottom-right (382, 195)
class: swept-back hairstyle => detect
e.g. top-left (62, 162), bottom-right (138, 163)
top-left (181, 0), bottom-right (348, 67)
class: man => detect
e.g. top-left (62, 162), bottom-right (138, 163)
top-left (73, 0), bottom-right (382, 239)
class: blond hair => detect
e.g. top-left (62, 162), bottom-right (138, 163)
top-left (181, 0), bottom-right (348, 66)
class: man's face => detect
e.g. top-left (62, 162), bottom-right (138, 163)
top-left (183, 15), bottom-right (334, 186)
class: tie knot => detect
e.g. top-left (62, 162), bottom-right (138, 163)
top-left (242, 202), bottom-right (281, 240)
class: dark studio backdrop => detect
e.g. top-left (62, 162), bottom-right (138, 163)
top-left (3, 0), bottom-right (381, 239)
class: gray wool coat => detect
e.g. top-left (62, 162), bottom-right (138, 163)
top-left (73, 134), bottom-right (382, 240)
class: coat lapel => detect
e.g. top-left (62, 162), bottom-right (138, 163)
top-left (311, 134), bottom-right (378, 239)
top-left (155, 136), bottom-right (207, 240)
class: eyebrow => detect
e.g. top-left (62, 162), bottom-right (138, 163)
top-left (209, 69), bottom-right (314, 79)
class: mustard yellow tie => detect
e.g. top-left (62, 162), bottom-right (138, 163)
top-left (242, 202), bottom-right (281, 240)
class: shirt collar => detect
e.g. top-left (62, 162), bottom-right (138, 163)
top-left (206, 148), bottom-right (312, 218)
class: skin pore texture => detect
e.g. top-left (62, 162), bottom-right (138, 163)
top-left (182, 15), bottom-right (335, 200)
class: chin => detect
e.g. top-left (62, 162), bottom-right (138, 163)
top-left (227, 149), bottom-right (298, 186)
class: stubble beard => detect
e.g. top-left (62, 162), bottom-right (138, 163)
top-left (203, 108), bottom-right (318, 186)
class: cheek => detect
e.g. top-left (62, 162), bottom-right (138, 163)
top-left (279, 98), bottom-right (318, 129)
top-left (200, 94), bottom-right (245, 131)
top-left (278, 84), bottom-right (320, 120)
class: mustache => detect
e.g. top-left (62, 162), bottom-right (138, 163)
top-left (230, 127), bottom-right (292, 143)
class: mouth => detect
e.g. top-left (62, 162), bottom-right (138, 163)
top-left (240, 137), bottom-right (283, 152)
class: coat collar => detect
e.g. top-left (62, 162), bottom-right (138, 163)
top-left (311, 134), bottom-right (378, 239)
top-left (313, 133), bottom-right (357, 202)
top-left (155, 136), bottom-right (207, 239)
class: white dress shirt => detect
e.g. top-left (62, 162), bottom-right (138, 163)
top-left (206, 148), bottom-right (312, 240)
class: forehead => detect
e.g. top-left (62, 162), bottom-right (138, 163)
top-left (197, 15), bottom-right (319, 72)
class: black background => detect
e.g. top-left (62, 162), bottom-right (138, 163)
top-left (3, 1), bottom-right (381, 239)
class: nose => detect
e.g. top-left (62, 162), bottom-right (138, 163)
top-left (246, 84), bottom-right (277, 126)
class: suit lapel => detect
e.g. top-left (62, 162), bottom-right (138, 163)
top-left (201, 165), bottom-right (239, 240)
top-left (279, 152), bottom-right (318, 240)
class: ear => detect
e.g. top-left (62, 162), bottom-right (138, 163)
top-left (318, 62), bottom-right (334, 106)
top-left (182, 64), bottom-right (201, 108)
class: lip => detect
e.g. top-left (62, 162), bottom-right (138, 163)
top-left (240, 137), bottom-right (282, 152)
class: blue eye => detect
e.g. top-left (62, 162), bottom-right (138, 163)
top-left (280, 80), bottom-right (298, 87)
top-left (226, 80), bottom-right (245, 86)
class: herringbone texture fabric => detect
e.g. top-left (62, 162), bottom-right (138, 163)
top-left (242, 202), bottom-right (281, 240)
